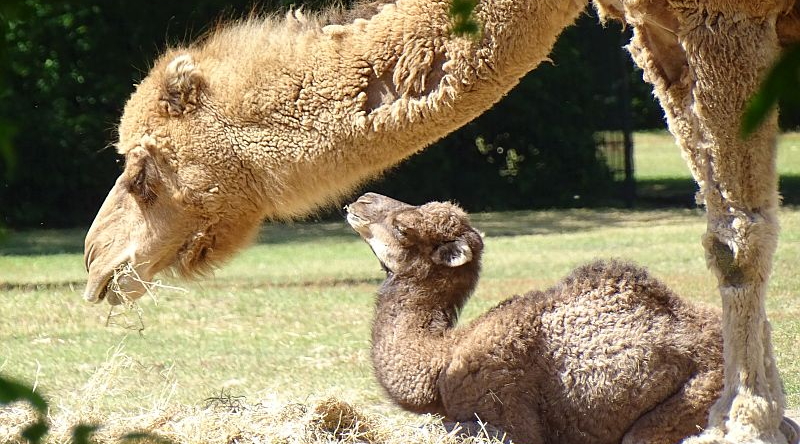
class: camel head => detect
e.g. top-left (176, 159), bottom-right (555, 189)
top-left (345, 193), bottom-right (483, 279)
top-left (83, 53), bottom-right (263, 305)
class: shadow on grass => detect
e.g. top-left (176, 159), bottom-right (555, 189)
top-left (257, 206), bottom-right (707, 244)
top-left (3, 176), bottom-right (799, 256)
top-left (0, 280), bottom-right (86, 292)
top-left (780, 175), bottom-right (800, 206)
top-left (0, 228), bottom-right (86, 256)
top-left (635, 174), bottom-right (800, 207)
top-left (0, 198), bottom-right (707, 255)
top-left (635, 178), bottom-right (697, 208)
top-left (201, 174), bottom-right (800, 243)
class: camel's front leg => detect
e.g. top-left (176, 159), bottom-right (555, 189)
top-left (617, 3), bottom-right (790, 443)
top-left (684, 16), bottom-right (786, 444)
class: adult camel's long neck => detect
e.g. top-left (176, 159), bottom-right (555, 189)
top-left (194, 0), bottom-right (585, 219)
top-left (370, 275), bottom-right (471, 415)
top-left (343, 0), bottom-right (588, 189)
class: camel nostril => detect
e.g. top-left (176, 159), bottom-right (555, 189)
top-left (85, 243), bottom-right (96, 272)
top-left (358, 194), bottom-right (376, 204)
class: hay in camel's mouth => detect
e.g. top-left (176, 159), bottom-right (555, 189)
top-left (106, 262), bottom-right (145, 305)
top-left (84, 262), bottom-right (133, 305)
top-left (106, 262), bottom-right (187, 304)
top-left (102, 263), bottom-right (187, 332)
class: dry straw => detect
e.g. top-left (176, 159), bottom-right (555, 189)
top-left (0, 347), bottom-right (510, 444)
top-left (105, 263), bottom-right (188, 332)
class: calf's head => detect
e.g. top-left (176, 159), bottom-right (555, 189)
top-left (345, 193), bottom-right (483, 281)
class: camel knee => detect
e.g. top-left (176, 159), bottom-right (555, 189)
top-left (702, 209), bottom-right (779, 288)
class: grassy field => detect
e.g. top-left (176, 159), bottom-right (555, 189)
top-left (634, 131), bottom-right (800, 205)
top-left (1, 131), bottom-right (799, 441)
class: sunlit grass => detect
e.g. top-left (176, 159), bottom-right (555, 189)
top-left (2, 206), bottom-right (798, 415)
top-left (1, 132), bottom-right (799, 438)
top-left (634, 130), bottom-right (800, 179)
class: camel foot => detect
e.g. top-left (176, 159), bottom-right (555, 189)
top-left (681, 417), bottom-right (799, 444)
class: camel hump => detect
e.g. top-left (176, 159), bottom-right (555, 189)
top-left (159, 53), bottom-right (206, 117)
top-left (562, 259), bottom-right (669, 297)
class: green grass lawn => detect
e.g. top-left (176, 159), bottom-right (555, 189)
top-left (1, 132), bottom-right (799, 438)
top-left (634, 131), bottom-right (800, 205)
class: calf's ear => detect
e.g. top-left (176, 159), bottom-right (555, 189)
top-left (431, 238), bottom-right (473, 267)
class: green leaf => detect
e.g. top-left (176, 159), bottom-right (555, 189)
top-left (452, 20), bottom-right (479, 37)
top-left (72, 424), bottom-right (100, 444)
top-left (449, 0), bottom-right (480, 37)
top-left (450, 0), bottom-right (477, 17)
top-left (741, 43), bottom-right (800, 137)
top-left (21, 420), bottom-right (49, 444)
top-left (120, 431), bottom-right (176, 444)
top-left (0, 375), bottom-right (48, 413)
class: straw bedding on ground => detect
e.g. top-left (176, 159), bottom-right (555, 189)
top-left (0, 348), bottom-right (508, 444)
top-left (1, 399), bottom-right (507, 444)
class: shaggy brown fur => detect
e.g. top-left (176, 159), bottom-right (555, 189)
top-left (346, 192), bottom-right (725, 444)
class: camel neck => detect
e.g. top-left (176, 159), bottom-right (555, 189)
top-left (176, 0), bottom-right (586, 222)
top-left (370, 274), bottom-right (475, 414)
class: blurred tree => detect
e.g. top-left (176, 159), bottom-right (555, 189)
top-left (0, 0), bottom-right (263, 227)
top-left (0, 0), bottom-right (30, 238)
top-left (0, 1), bottom-right (662, 228)
top-left (0, 2), bottom-right (25, 169)
top-left (369, 11), bottom-right (658, 211)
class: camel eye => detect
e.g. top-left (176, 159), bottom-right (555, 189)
top-left (392, 210), bottom-right (422, 243)
top-left (393, 224), bottom-right (407, 239)
top-left (128, 158), bottom-right (159, 205)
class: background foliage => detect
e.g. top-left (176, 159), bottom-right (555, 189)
top-left (371, 12), bottom-right (663, 209)
top-left (0, 0), bottom-right (677, 228)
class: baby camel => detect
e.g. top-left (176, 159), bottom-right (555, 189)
top-left (346, 192), bottom-right (724, 444)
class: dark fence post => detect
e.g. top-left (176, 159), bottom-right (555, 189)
top-left (620, 29), bottom-right (636, 208)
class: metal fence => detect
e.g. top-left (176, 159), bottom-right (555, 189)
top-left (595, 130), bottom-right (635, 206)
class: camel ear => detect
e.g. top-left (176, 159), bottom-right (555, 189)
top-left (432, 238), bottom-right (473, 267)
top-left (159, 54), bottom-right (205, 116)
